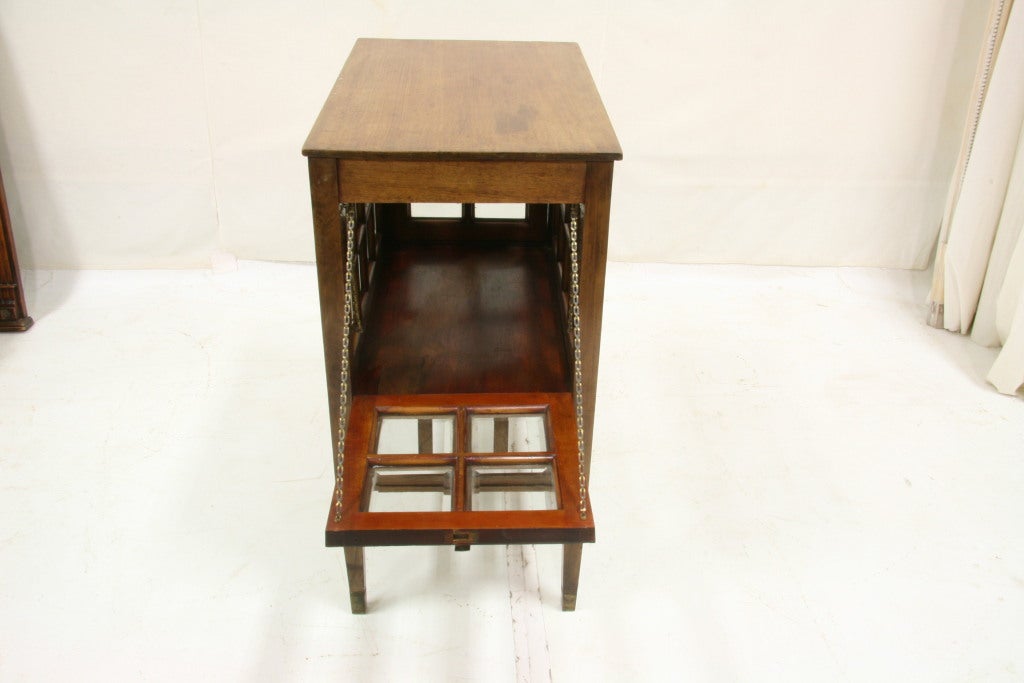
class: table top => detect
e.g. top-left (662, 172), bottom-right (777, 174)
top-left (303, 39), bottom-right (621, 162)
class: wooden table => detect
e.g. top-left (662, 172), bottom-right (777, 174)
top-left (303, 39), bottom-right (620, 613)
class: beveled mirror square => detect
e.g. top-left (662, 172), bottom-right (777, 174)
top-left (366, 466), bottom-right (454, 512)
top-left (469, 413), bottom-right (547, 453)
top-left (375, 414), bottom-right (455, 454)
top-left (468, 463), bottom-right (557, 511)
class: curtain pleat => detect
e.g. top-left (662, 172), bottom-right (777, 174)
top-left (936, 0), bottom-right (1024, 333)
top-left (983, 128), bottom-right (1024, 392)
top-left (928, 0), bottom-right (1024, 395)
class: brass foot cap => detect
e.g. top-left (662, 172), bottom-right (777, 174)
top-left (0, 316), bottom-right (33, 332)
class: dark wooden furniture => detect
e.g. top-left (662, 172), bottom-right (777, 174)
top-left (303, 39), bottom-right (620, 613)
top-left (0, 166), bottom-right (32, 332)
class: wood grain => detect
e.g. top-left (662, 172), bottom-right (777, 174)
top-left (580, 163), bottom-right (614, 479)
top-left (339, 160), bottom-right (586, 203)
top-left (303, 39), bottom-right (622, 161)
top-left (307, 157), bottom-right (345, 469)
top-left (352, 243), bottom-right (570, 395)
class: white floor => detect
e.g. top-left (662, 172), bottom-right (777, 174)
top-left (1, 261), bottom-right (1022, 681)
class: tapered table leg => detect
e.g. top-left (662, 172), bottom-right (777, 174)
top-left (344, 547), bottom-right (367, 614)
top-left (562, 543), bottom-right (583, 611)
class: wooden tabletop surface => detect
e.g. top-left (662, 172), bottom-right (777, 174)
top-left (303, 39), bottom-right (621, 161)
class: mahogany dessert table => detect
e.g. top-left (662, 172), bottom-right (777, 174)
top-left (302, 38), bottom-right (621, 613)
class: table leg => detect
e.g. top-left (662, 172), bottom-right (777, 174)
top-left (561, 542), bottom-right (583, 611)
top-left (344, 547), bottom-right (367, 614)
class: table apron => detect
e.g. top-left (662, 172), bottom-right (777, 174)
top-left (337, 159), bottom-right (587, 203)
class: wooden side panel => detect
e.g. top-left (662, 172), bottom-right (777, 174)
top-left (308, 157), bottom-right (346, 468)
top-left (579, 162), bottom-right (614, 478)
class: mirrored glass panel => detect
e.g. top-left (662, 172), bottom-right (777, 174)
top-left (410, 203), bottom-right (462, 218)
top-left (469, 414), bottom-right (547, 453)
top-left (375, 415), bottom-right (455, 454)
top-left (474, 203), bottom-right (526, 220)
top-left (468, 463), bottom-right (557, 511)
top-left (367, 466), bottom-right (453, 512)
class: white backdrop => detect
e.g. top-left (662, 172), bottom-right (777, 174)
top-left (0, 1), bottom-right (989, 269)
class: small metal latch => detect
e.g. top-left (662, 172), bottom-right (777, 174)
top-left (447, 530), bottom-right (477, 551)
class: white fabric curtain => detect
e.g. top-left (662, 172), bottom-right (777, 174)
top-left (928, 0), bottom-right (1024, 395)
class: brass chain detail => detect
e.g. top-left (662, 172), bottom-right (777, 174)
top-left (333, 203), bottom-right (356, 522)
top-left (568, 204), bottom-right (588, 519)
top-left (350, 205), bottom-right (364, 334)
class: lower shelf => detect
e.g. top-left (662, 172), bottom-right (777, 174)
top-left (326, 392), bottom-right (595, 548)
top-left (352, 243), bottom-right (570, 395)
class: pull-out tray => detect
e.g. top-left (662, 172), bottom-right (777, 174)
top-left (327, 392), bottom-right (594, 548)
